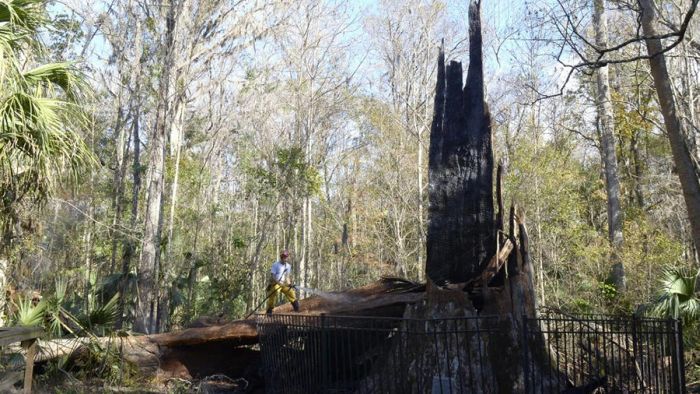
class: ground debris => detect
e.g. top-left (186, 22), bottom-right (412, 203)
top-left (197, 374), bottom-right (249, 393)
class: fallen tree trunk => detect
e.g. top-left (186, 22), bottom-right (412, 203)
top-left (7, 278), bottom-right (426, 380)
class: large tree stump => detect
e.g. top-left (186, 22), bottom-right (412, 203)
top-left (426, 1), bottom-right (494, 287)
top-left (415, 1), bottom-right (546, 392)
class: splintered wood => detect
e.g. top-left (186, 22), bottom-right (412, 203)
top-left (465, 238), bottom-right (515, 290)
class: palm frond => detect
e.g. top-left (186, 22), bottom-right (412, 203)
top-left (23, 62), bottom-right (87, 102)
top-left (12, 297), bottom-right (45, 327)
top-left (79, 293), bottom-right (119, 333)
top-left (54, 277), bottom-right (66, 303)
top-left (0, 0), bottom-right (45, 31)
top-left (0, 90), bottom-right (95, 204)
top-left (93, 293), bottom-right (119, 326)
top-left (651, 268), bottom-right (700, 321)
top-left (0, 0), bottom-right (94, 224)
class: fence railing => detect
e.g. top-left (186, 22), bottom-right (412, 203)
top-left (257, 313), bottom-right (685, 394)
top-left (523, 313), bottom-right (685, 393)
top-left (0, 326), bottom-right (44, 394)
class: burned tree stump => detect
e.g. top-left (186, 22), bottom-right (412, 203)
top-left (426, 2), bottom-right (494, 287)
top-left (425, 0), bottom-right (540, 321)
top-left (408, 0), bottom-right (547, 392)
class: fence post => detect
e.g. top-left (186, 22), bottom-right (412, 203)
top-left (521, 315), bottom-right (530, 394)
top-left (320, 313), bottom-right (327, 392)
top-left (672, 318), bottom-right (686, 394)
top-left (631, 314), bottom-right (640, 390)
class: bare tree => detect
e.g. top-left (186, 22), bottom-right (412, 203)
top-left (593, 0), bottom-right (625, 290)
top-left (537, 0), bottom-right (700, 262)
top-left (639, 0), bottom-right (700, 261)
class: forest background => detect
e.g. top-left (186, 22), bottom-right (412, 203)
top-left (1, 0), bottom-right (699, 344)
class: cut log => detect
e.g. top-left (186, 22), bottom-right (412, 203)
top-left (149, 320), bottom-right (257, 347)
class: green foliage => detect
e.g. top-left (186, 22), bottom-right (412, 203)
top-left (78, 293), bottom-right (119, 334)
top-left (12, 278), bottom-right (119, 338)
top-left (13, 297), bottom-right (46, 326)
top-left (246, 146), bottom-right (321, 198)
top-left (651, 268), bottom-right (700, 321)
top-left (0, 0), bottom-right (44, 36)
top-left (47, 13), bottom-right (84, 58)
top-left (0, 0), bottom-right (95, 243)
top-left (599, 282), bottom-right (618, 302)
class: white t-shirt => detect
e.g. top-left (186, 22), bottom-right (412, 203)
top-left (270, 261), bottom-right (292, 283)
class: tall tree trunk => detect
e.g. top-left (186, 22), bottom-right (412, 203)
top-left (109, 107), bottom-right (128, 274)
top-left (135, 2), bottom-right (176, 334)
top-left (630, 130), bottom-right (645, 209)
top-left (299, 197), bottom-right (309, 289)
top-left (640, 0), bottom-right (700, 261)
top-left (116, 99), bottom-right (142, 330)
top-left (83, 122), bottom-right (97, 310)
top-left (115, 5), bottom-right (145, 329)
top-left (158, 100), bottom-right (185, 333)
top-left (594, 0), bottom-right (625, 291)
top-left (417, 131), bottom-right (425, 282)
top-left (166, 105), bottom-right (185, 268)
top-left (305, 198), bottom-right (312, 287)
top-left (136, 116), bottom-right (166, 334)
top-left (82, 204), bottom-right (94, 311)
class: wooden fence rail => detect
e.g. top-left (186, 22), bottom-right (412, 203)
top-left (0, 327), bottom-right (44, 394)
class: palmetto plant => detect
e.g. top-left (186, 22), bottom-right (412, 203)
top-left (0, 0), bottom-right (94, 236)
top-left (13, 279), bottom-right (120, 337)
top-left (652, 268), bottom-right (700, 322)
top-left (13, 296), bottom-right (46, 326)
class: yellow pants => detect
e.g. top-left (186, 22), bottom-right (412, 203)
top-left (266, 283), bottom-right (297, 310)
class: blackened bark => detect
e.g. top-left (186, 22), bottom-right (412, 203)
top-left (426, 0), bottom-right (494, 286)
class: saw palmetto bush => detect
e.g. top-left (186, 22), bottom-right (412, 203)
top-left (652, 268), bottom-right (700, 322)
top-left (650, 268), bottom-right (700, 387)
top-left (9, 280), bottom-right (136, 387)
top-left (0, 0), bottom-right (94, 243)
top-left (13, 296), bottom-right (46, 326)
top-left (11, 279), bottom-right (119, 336)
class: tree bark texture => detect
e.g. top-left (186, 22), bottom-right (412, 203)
top-left (593, 0), bottom-right (626, 291)
top-left (419, 2), bottom-right (544, 392)
top-left (116, 95), bottom-right (142, 330)
top-left (426, 0), bottom-right (494, 286)
top-left (640, 0), bottom-right (700, 261)
top-left (135, 2), bottom-right (176, 334)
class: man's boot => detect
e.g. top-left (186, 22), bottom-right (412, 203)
top-left (266, 308), bottom-right (273, 315)
top-left (292, 300), bottom-right (300, 312)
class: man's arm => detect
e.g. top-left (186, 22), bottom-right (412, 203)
top-left (284, 265), bottom-right (294, 286)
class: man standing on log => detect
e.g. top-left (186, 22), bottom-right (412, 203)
top-left (266, 250), bottom-right (300, 314)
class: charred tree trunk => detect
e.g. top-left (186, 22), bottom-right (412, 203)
top-left (416, 1), bottom-right (546, 392)
top-left (426, 3), bottom-right (494, 287)
top-left (425, 0), bottom-right (539, 316)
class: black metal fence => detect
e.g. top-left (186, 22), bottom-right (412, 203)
top-left (523, 313), bottom-right (686, 393)
top-left (257, 313), bottom-right (685, 393)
